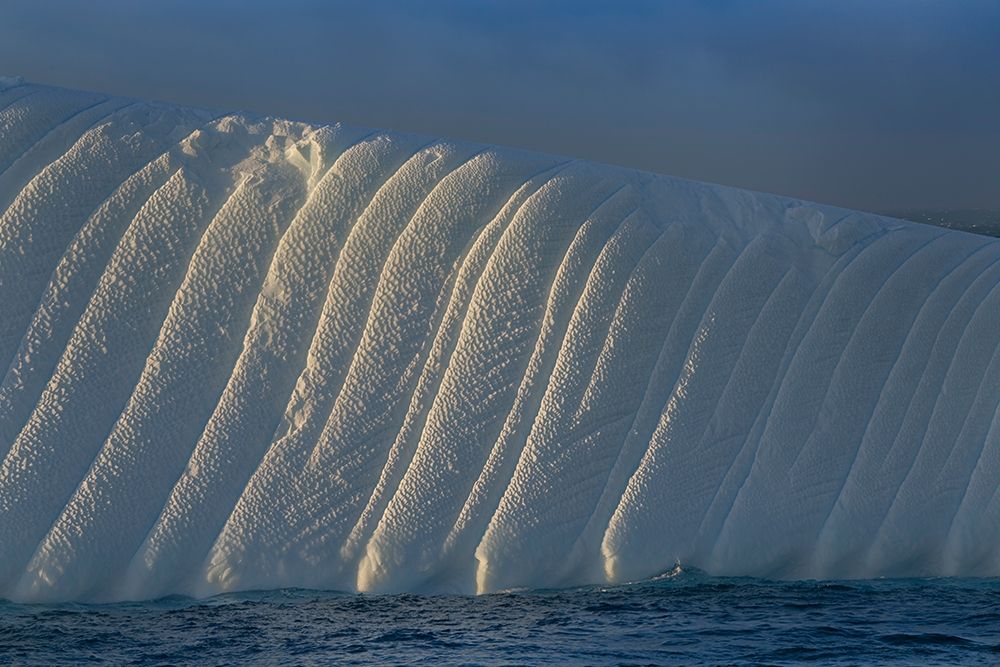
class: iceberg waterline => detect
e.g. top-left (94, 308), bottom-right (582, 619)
top-left (0, 80), bottom-right (998, 603)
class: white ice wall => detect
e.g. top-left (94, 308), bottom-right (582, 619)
top-left (1, 80), bottom-right (998, 602)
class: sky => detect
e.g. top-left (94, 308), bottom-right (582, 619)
top-left (0, 0), bottom-right (997, 212)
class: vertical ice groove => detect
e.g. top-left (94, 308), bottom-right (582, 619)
top-left (0, 98), bottom-right (137, 214)
top-left (123, 129), bottom-right (437, 600)
top-left (0, 110), bottom-right (230, 453)
top-left (0, 154), bottom-right (181, 450)
top-left (0, 165), bottom-right (222, 591)
top-left (809, 239), bottom-right (996, 572)
top-left (937, 341), bottom-right (1000, 565)
top-left (574, 224), bottom-right (718, 574)
top-left (861, 280), bottom-right (1000, 570)
top-left (0, 101), bottom-right (210, 372)
top-left (704, 229), bottom-right (938, 575)
top-left (342, 171), bottom-right (550, 586)
top-left (443, 182), bottom-right (639, 581)
top-left (15, 120), bottom-right (317, 602)
top-left (564, 223), bottom-right (722, 575)
top-left (203, 146), bottom-right (548, 594)
top-left (436, 187), bottom-right (640, 592)
top-left (0, 113), bottom-right (263, 594)
top-left (602, 234), bottom-right (797, 583)
top-left (0, 94), bottom-right (112, 175)
top-left (359, 163), bottom-right (629, 593)
top-left (818, 244), bottom-right (1000, 576)
top-left (296, 150), bottom-right (561, 592)
top-left (594, 235), bottom-right (740, 579)
top-left (745, 234), bottom-right (971, 577)
top-left (783, 234), bottom-right (951, 469)
top-left (942, 252), bottom-right (1000, 572)
top-left (943, 388), bottom-right (1000, 574)
top-left (688, 230), bottom-right (883, 567)
top-left (475, 208), bottom-right (665, 592)
top-left (0, 86), bottom-right (107, 176)
top-left (863, 272), bottom-right (1000, 575)
top-left (340, 160), bottom-right (574, 571)
top-left (376, 175), bottom-right (638, 594)
top-left (680, 269), bottom-right (812, 560)
top-left (199, 142), bottom-right (489, 595)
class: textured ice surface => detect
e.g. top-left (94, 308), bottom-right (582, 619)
top-left (0, 81), bottom-right (998, 602)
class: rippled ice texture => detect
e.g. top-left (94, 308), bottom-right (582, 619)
top-left (2, 77), bottom-right (1000, 603)
top-left (2, 572), bottom-right (999, 666)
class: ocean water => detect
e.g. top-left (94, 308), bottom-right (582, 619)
top-left (2, 571), bottom-right (998, 665)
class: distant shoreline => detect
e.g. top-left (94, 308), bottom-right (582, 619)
top-left (883, 209), bottom-right (1000, 238)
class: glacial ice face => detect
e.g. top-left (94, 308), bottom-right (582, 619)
top-left (0, 80), bottom-right (998, 603)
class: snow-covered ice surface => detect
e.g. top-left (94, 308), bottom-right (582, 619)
top-left (0, 80), bottom-right (998, 603)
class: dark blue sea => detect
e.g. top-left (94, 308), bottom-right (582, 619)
top-left (2, 571), bottom-right (999, 665)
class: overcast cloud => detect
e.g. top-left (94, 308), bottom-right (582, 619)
top-left (1, 0), bottom-right (997, 211)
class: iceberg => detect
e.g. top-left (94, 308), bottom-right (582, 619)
top-left (0, 80), bottom-right (998, 602)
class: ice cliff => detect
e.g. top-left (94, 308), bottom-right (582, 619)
top-left (1, 80), bottom-right (998, 602)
